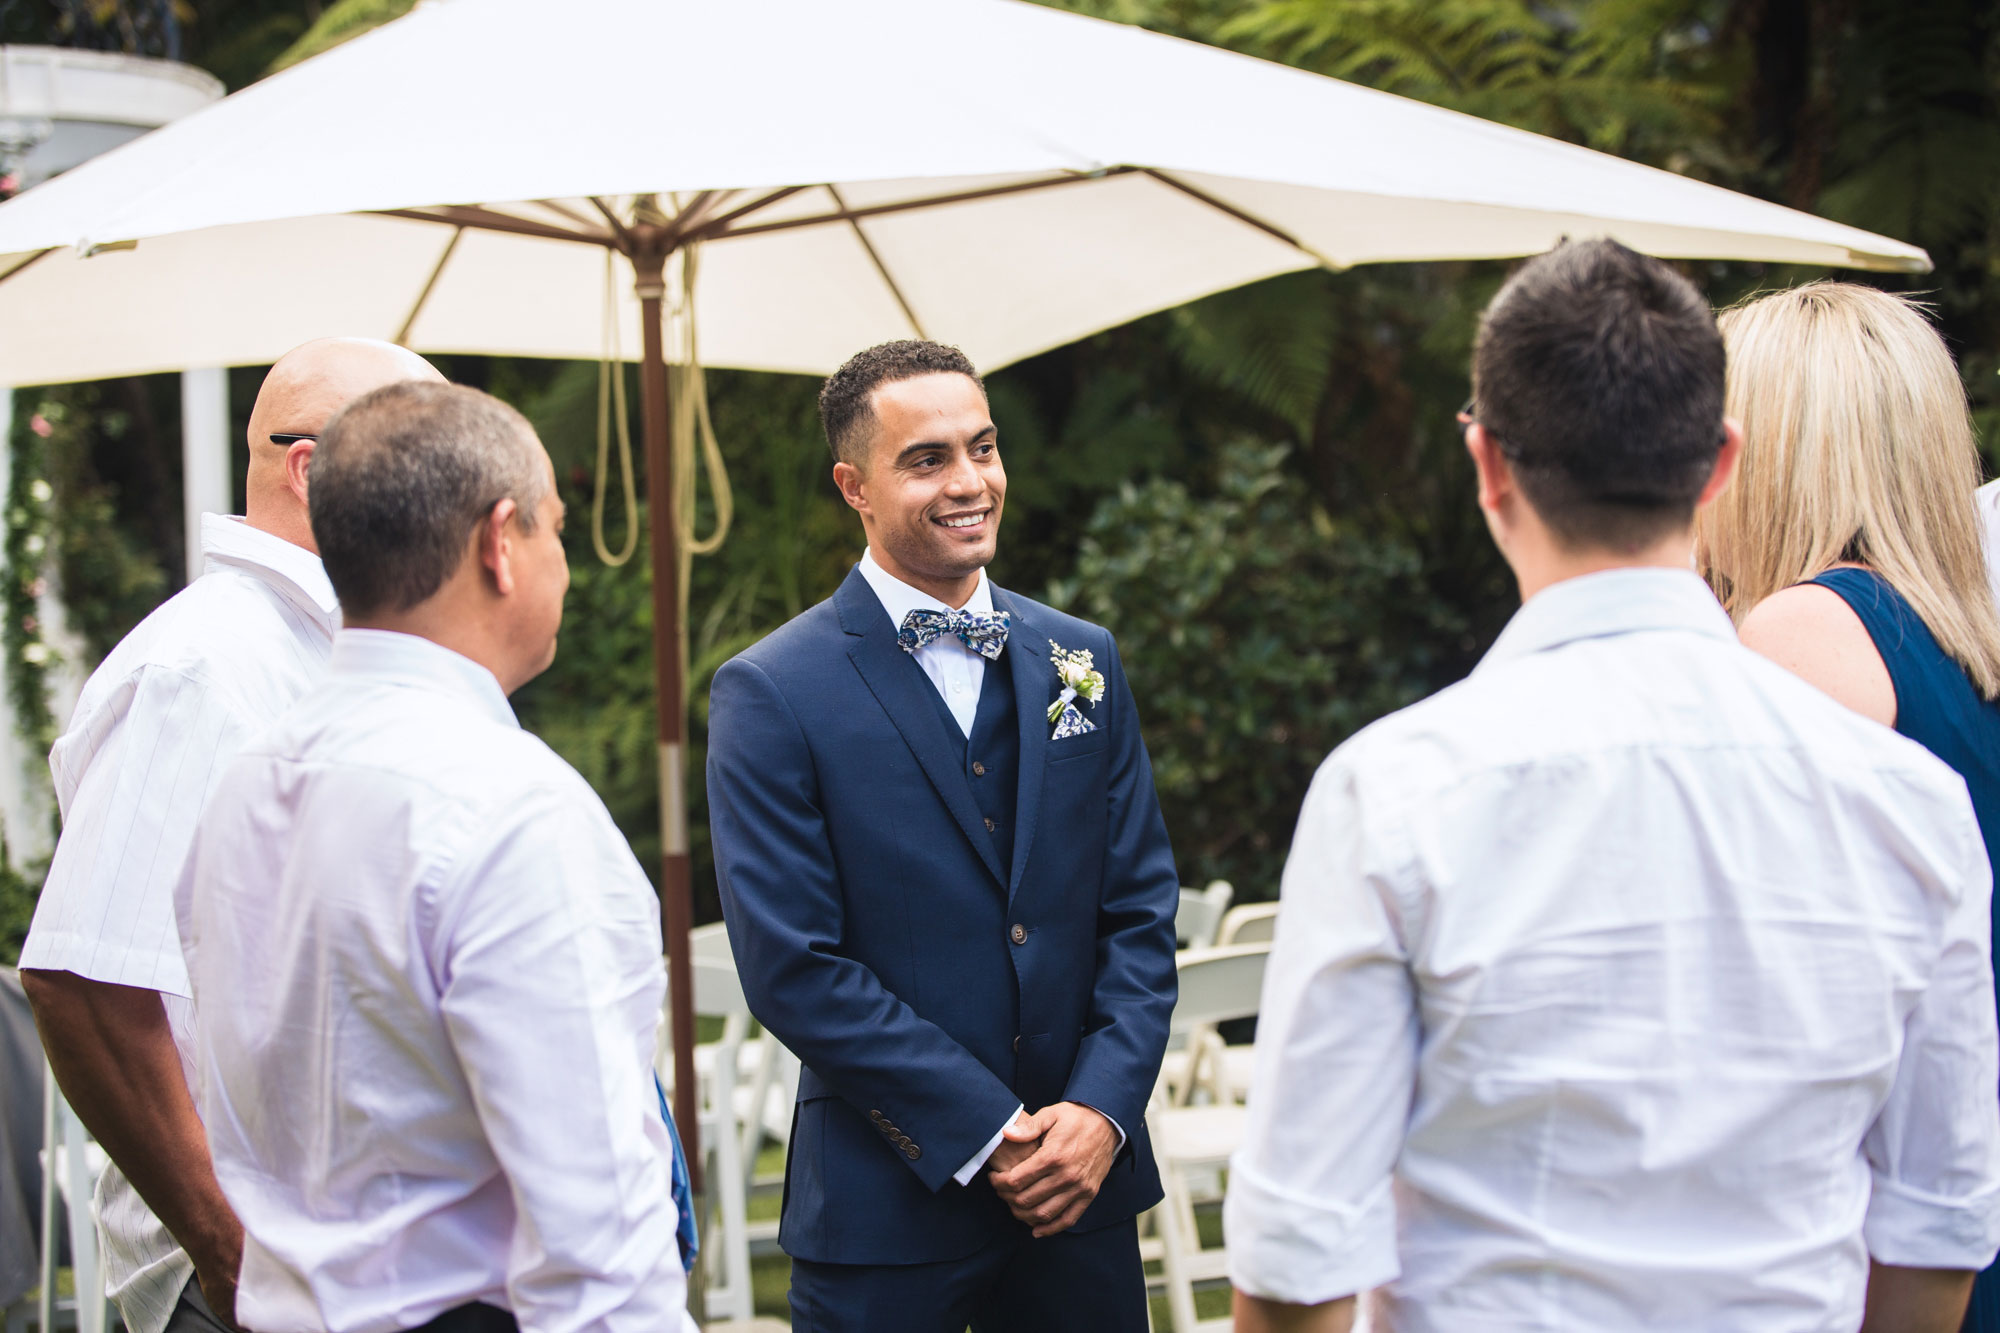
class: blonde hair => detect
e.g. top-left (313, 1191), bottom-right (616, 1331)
top-left (1699, 281), bottom-right (2000, 698)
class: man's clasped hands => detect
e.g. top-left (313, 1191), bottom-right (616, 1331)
top-left (986, 1102), bottom-right (1121, 1238)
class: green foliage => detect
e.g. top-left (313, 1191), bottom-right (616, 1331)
top-left (1051, 442), bottom-right (1467, 892)
top-left (1218, 0), bottom-right (1730, 159)
top-left (267, 0), bottom-right (415, 73)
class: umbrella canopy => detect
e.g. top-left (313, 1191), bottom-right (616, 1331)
top-left (0, 0), bottom-right (1927, 386)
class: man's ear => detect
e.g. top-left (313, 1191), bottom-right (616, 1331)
top-left (1465, 423), bottom-right (1515, 518)
top-left (832, 459), bottom-right (868, 515)
top-left (1696, 420), bottom-right (1743, 509)
top-left (479, 498), bottom-right (520, 596)
top-left (284, 440), bottom-right (316, 505)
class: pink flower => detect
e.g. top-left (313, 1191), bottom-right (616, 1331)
top-left (28, 415), bottom-right (51, 438)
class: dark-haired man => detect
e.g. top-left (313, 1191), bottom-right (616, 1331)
top-left (175, 382), bottom-right (695, 1333)
top-left (1228, 240), bottom-right (2000, 1333)
top-left (707, 341), bottom-right (1179, 1331)
top-left (20, 338), bottom-right (441, 1333)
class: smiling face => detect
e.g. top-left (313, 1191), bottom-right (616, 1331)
top-left (832, 371), bottom-right (1005, 607)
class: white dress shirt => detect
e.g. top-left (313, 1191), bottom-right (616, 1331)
top-left (19, 514), bottom-right (337, 1333)
top-left (1227, 568), bottom-right (2000, 1332)
top-left (175, 630), bottom-right (692, 1333)
top-left (857, 547), bottom-right (994, 735)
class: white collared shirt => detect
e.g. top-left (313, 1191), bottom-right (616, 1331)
top-left (1227, 568), bottom-right (2000, 1332)
top-left (857, 547), bottom-right (993, 736)
top-left (20, 514), bottom-right (338, 1333)
top-left (175, 630), bottom-right (692, 1333)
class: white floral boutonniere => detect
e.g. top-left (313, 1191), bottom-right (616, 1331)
top-left (1046, 639), bottom-right (1106, 739)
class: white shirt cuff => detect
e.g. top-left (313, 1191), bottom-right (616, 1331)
top-left (956, 1106), bottom-right (1024, 1185)
top-left (1078, 1103), bottom-right (1127, 1154)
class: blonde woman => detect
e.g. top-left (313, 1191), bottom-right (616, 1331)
top-left (1702, 281), bottom-right (2000, 1329)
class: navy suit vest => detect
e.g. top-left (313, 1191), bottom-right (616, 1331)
top-left (920, 651), bottom-right (1019, 875)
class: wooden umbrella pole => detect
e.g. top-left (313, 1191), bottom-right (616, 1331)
top-left (629, 209), bottom-right (701, 1191)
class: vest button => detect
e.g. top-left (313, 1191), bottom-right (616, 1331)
top-left (984, 817), bottom-right (997, 832)
top-left (1010, 924), bottom-right (1027, 945)
top-left (973, 761), bottom-right (986, 777)
top-left (1013, 1035), bottom-right (1021, 1052)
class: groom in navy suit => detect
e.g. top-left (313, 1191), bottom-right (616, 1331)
top-left (706, 341), bottom-right (1179, 1331)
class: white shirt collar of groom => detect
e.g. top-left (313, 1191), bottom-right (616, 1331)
top-left (857, 546), bottom-right (994, 628)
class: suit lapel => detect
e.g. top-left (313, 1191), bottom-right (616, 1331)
top-left (994, 588), bottom-right (1051, 902)
top-left (838, 569), bottom-right (1008, 889)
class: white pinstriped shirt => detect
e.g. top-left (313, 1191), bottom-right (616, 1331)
top-left (19, 515), bottom-right (336, 1333)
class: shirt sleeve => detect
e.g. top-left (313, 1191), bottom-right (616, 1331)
top-left (434, 788), bottom-right (693, 1333)
top-left (955, 1107), bottom-right (1024, 1186)
top-left (1225, 756), bottom-right (1416, 1306)
top-left (1863, 806), bottom-right (2000, 1270)
top-left (21, 666), bottom-right (250, 997)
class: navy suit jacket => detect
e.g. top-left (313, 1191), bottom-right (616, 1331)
top-left (706, 567), bottom-right (1179, 1265)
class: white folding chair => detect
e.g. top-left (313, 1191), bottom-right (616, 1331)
top-left (689, 921), bottom-right (795, 1259)
top-left (657, 956), bottom-right (757, 1324)
top-left (1144, 944), bottom-right (1268, 1333)
top-left (36, 1065), bottom-right (113, 1333)
top-left (1215, 901), bottom-right (1277, 948)
top-left (1173, 882), bottom-right (1234, 951)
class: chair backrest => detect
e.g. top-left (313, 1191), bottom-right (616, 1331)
top-left (664, 955), bottom-right (752, 1021)
top-left (1216, 901), bottom-right (1278, 947)
top-left (1174, 880), bottom-right (1235, 949)
top-left (1169, 943), bottom-right (1269, 1033)
top-left (691, 920), bottom-right (735, 962)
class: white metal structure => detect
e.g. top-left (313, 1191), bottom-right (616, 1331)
top-left (0, 47), bottom-right (220, 191)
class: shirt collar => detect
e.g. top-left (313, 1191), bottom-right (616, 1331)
top-left (857, 547), bottom-right (994, 630)
top-left (1477, 567), bottom-right (1736, 674)
top-left (328, 629), bottom-right (519, 729)
top-left (201, 514), bottom-right (340, 630)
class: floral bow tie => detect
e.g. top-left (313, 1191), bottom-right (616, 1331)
top-left (898, 608), bottom-right (1011, 661)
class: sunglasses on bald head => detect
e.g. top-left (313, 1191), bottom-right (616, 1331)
top-left (269, 433), bottom-right (316, 447)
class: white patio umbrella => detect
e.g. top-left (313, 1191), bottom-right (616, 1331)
top-left (0, 0), bottom-right (1930, 1166)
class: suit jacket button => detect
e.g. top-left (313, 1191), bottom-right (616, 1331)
top-left (905, 1144), bottom-right (922, 1160)
top-left (869, 1110), bottom-right (885, 1123)
top-left (1010, 924), bottom-right (1027, 945)
top-left (973, 761), bottom-right (986, 776)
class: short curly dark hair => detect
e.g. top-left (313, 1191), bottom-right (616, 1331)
top-left (818, 340), bottom-right (984, 464)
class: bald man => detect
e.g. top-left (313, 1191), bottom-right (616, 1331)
top-left (20, 338), bottom-right (442, 1333)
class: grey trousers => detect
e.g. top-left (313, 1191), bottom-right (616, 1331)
top-left (162, 1276), bottom-right (231, 1333)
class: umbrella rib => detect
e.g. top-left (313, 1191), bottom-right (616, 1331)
top-left (0, 247), bottom-right (54, 289)
top-left (395, 225), bottom-right (465, 348)
top-left (374, 205), bottom-right (614, 248)
top-left (708, 168), bottom-right (1139, 241)
top-left (690, 185), bottom-right (812, 239)
top-left (530, 199), bottom-right (605, 232)
top-left (587, 197), bottom-right (637, 252)
top-left (827, 184), bottom-right (928, 341)
top-left (1139, 168), bottom-right (1343, 270)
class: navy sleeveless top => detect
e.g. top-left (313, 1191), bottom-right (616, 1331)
top-left (1806, 574), bottom-right (2000, 1332)
top-left (1807, 568), bottom-right (2000, 898)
